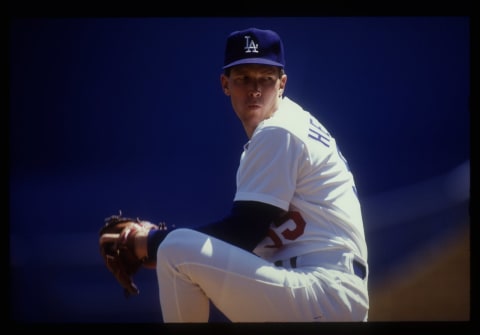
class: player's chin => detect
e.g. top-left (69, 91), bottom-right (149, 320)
top-left (242, 108), bottom-right (264, 121)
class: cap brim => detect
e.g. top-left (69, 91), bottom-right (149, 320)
top-left (223, 58), bottom-right (284, 69)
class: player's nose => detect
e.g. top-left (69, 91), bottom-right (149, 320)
top-left (248, 84), bottom-right (261, 97)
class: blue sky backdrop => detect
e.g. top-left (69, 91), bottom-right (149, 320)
top-left (9, 17), bottom-right (470, 323)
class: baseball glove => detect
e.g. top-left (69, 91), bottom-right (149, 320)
top-left (98, 211), bottom-right (159, 297)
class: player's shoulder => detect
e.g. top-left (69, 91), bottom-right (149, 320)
top-left (263, 97), bottom-right (307, 129)
top-left (263, 97), bottom-right (328, 138)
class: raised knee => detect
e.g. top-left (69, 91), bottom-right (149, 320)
top-left (159, 228), bottom-right (195, 249)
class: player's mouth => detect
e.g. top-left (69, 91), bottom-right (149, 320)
top-left (246, 101), bottom-right (262, 109)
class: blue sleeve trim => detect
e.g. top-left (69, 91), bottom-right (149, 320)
top-left (147, 229), bottom-right (168, 261)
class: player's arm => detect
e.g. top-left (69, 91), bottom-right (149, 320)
top-left (196, 200), bottom-right (285, 250)
top-left (145, 201), bottom-right (284, 261)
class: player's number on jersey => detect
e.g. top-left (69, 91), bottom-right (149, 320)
top-left (266, 211), bottom-right (306, 248)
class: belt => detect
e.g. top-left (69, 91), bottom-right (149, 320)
top-left (352, 259), bottom-right (367, 279)
top-left (274, 256), bottom-right (367, 280)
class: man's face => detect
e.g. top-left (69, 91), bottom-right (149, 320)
top-left (221, 64), bottom-right (287, 136)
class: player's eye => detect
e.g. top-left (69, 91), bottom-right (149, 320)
top-left (233, 76), bottom-right (250, 84)
top-left (261, 76), bottom-right (276, 83)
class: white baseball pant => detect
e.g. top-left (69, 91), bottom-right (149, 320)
top-left (156, 228), bottom-right (368, 322)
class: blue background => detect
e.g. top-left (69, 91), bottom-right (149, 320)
top-left (9, 17), bottom-right (470, 323)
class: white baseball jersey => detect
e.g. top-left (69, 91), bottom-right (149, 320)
top-left (156, 96), bottom-right (369, 322)
top-left (234, 96), bottom-right (368, 264)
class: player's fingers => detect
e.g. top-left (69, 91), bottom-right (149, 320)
top-left (99, 233), bottom-right (121, 244)
top-left (119, 225), bottom-right (140, 243)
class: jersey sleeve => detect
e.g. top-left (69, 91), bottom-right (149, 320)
top-left (234, 126), bottom-right (304, 211)
top-left (146, 201), bottom-right (285, 254)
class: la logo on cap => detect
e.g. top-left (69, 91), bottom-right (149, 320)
top-left (244, 35), bottom-right (259, 54)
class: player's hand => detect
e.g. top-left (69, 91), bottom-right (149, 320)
top-left (98, 212), bottom-right (159, 297)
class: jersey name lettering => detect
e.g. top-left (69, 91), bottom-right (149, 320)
top-left (308, 117), bottom-right (330, 147)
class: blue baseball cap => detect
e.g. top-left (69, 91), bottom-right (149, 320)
top-left (223, 28), bottom-right (285, 70)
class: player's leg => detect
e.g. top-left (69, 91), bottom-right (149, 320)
top-left (156, 228), bottom-right (367, 322)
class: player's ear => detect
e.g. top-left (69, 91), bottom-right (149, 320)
top-left (279, 74), bottom-right (287, 96)
top-left (220, 74), bottom-right (230, 96)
